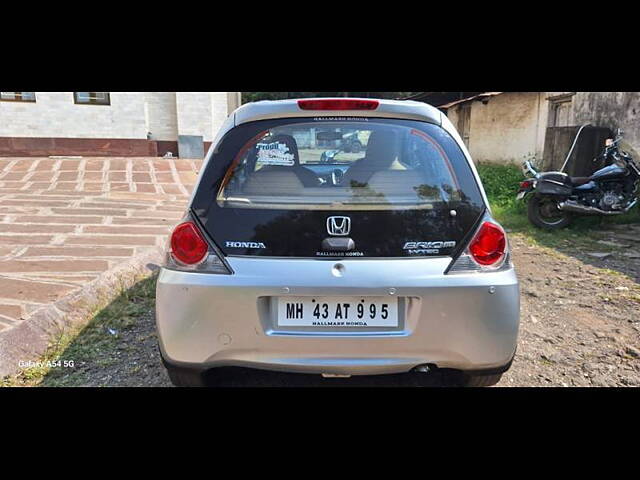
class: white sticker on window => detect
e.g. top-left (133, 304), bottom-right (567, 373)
top-left (256, 142), bottom-right (295, 166)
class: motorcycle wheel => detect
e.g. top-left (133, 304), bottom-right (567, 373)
top-left (527, 195), bottom-right (572, 230)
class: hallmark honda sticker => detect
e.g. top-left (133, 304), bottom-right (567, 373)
top-left (256, 142), bottom-right (295, 166)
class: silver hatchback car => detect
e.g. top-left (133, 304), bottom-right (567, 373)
top-left (156, 98), bottom-right (520, 387)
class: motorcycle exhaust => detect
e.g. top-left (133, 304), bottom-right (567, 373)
top-left (559, 198), bottom-right (637, 215)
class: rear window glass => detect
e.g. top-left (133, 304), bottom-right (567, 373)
top-left (216, 120), bottom-right (474, 211)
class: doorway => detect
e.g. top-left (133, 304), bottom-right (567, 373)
top-left (548, 95), bottom-right (574, 127)
top-left (457, 103), bottom-right (471, 148)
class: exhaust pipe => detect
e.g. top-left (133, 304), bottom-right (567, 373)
top-left (559, 198), bottom-right (637, 215)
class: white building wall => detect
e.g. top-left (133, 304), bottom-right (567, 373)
top-left (0, 92), bottom-right (148, 139)
top-left (227, 92), bottom-right (242, 114)
top-left (176, 92), bottom-right (212, 140)
top-left (144, 92), bottom-right (178, 141)
top-left (0, 92), bottom-right (234, 142)
top-left (176, 92), bottom-right (230, 142)
top-left (211, 92), bottom-right (231, 140)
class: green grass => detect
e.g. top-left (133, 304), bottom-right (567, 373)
top-left (1, 274), bottom-right (157, 387)
top-left (477, 162), bottom-right (640, 250)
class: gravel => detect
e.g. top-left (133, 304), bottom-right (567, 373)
top-left (37, 233), bottom-right (640, 387)
top-left (501, 235), bottom-right (640, 387)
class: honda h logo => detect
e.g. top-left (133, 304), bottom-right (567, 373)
top-left (327, 216), bottom-right (351, 236)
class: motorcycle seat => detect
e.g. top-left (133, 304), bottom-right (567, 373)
top-left (539, 172), bottom-right (592, 187)
top-left (570, 176), bottom-right (591, 186)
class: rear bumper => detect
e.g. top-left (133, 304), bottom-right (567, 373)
top-left (156, 257), bottom-right (520, 376)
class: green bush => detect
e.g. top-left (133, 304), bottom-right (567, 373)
top-left (475, 163), bottom-right (528, 229)
top-left (476, 163), bottom-right (525, 208)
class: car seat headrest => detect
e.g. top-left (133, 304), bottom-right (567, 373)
top-left (364, 129), bottom-right (399, 169)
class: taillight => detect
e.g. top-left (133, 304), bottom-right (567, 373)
top-left (469, 222), bottom-right (506, 266)
top-left (447, 218), bottom-right (510, 274)
top-left (170, 221), bottom-right (208, 265)
top-left (519, 180), bottom-right (534, 190)
top-left (165, 217), bottom-right (231, 274)
top-left (297, 99), bottom-right (379, 111)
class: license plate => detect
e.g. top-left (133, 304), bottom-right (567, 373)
top-left (277, 296), bottom-right (398, 328)
top-left (516, 191), bottom-right (527, 200)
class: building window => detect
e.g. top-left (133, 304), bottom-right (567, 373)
top-left (0, 92), bottom-right (36, 102)
top-left (73, 92), bottom-right (110, 105)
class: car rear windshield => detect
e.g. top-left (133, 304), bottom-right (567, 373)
top-left (192, 117), bottom-right (485, 258)
top-left (216, 120), bottom-right (476, 211)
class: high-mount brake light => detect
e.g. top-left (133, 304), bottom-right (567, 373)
top-left (297, 99), bottom-right (379, 111)
top-left (469, 221), bottom-right (507, 266)
top-left (170, 221), bottom-right (209, 265)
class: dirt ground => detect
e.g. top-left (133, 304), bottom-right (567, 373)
top-left (32, 229), bottom-right (640, 387)
top-left (502, 234), bottom-right (640, 386)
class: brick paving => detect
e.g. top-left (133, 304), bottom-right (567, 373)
top-left (0, 157), bottom-right (200, 337)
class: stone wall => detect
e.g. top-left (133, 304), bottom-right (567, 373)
top-left (571, 92), bottom-right (640, 158)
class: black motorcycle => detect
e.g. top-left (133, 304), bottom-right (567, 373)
top-left (517, 128), bottom-right (639, 229)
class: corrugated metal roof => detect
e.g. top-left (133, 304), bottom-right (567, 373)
top-left (401, 92), bottom-right (487, 106)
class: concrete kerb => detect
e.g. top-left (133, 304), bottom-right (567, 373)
top-left (0, 246), bottom-right (164, 378)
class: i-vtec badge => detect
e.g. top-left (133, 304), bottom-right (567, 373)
top-left (226, 241), bottom-right (266, 249)
top-left (403, 240), bottom-right (456, 255)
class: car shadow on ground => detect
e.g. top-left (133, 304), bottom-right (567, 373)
top-left (202, 367), bottom-right (459, 388)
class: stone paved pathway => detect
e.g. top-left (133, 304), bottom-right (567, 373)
top-left (0, 156), bottom-right (199, 375)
